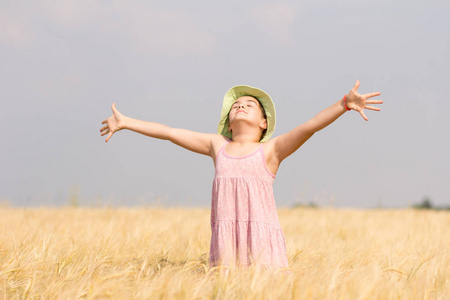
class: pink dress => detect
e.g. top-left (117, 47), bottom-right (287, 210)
top-left (209, 141), bottom-right (289, 269)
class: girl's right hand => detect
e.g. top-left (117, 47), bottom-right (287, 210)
top-left (100, 103), bottom-right (125, 142)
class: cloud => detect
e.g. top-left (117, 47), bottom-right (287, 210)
top-left (1, 1), bottom-right (215, 57)
top-left (0, 8), bottom-right (35, 48)
top-left (39, 0), bottom-right (216, 57)
top-left (249, 3), bottom-right (298, 46)
top-left (115, 3), bottom-right (215, 57)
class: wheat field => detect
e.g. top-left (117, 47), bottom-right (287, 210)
top-left (0, 207), bottom-right (448, 299)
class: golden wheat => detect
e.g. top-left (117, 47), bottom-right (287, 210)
top-left (0, 207), bottom-right (448, 299)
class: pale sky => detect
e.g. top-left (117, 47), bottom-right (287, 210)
top-left (1, 0), bottom-right (449, 208)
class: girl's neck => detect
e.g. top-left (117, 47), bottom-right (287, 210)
top-left (230, 133), bottom-right (260, 144)
top-left (230, 125), bottom-right (262, 144)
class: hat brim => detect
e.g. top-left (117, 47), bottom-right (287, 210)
top-left (217, 85), bottom-right (276, 142)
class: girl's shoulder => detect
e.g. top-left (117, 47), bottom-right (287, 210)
top-left (261, 137), bottom-right (276, 153)
top-left (211, 134), bottom-right (229, 147)
top-left (210, 134), bottom-right (230, 160)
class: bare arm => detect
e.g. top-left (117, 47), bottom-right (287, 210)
top-left (100, 103), bottom-right (220, 157)
top-left (268, 80), bottom-right (383, 164)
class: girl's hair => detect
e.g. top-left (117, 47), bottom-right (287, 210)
top-left (226, 96), bottom-right (267, 141)
top-left (256, 98), bottom-right (268, 140)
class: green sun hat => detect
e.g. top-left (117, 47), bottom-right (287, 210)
top-left (217, 85), bottom-right (276, 142)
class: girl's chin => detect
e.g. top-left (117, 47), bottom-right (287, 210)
top-left (230, 116), bottom-right (254, 124)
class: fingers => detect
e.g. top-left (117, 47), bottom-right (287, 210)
top-left (105, 132), bottom-right (113, 143)
top-left (365, 105), bottom-right (381, 111)
top-left (100, 128), bottom-right (110, 136)
top-left (100, 121), bottom-right (110, 136)
top-left (365, 92), bottom-right (381, 98)
top-left (366, 99), bottom-right (383, 104)
top-left (365, 98), bottom-right (383, 111)
top-left (353, 80), bottom-right (360, 91)
top-left (101, 104), bottom-right (117, 142)
top-left (359, 110), bottom-right (369, 121)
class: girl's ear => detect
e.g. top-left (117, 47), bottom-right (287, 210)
top-left (259, 119), bottom-right (267, 130)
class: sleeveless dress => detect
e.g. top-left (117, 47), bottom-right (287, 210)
top-left (209, 141), bottom-right (289, 269)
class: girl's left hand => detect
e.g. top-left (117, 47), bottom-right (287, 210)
top-left (346, 80), bottom-right (383, 121)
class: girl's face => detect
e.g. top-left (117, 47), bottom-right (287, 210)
top-left (228, 96), bottom-right (267, 134)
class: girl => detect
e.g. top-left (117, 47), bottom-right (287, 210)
top-left (100, 80), bottom-right (383, 270)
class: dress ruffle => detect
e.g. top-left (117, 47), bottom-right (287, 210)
top-left (210, 220), bottom-right (289, 268)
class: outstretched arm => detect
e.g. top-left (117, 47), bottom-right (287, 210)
top-left (268, 80), bottom-right (383, 164)
top-left (100, 103), bottom-right (220, 157)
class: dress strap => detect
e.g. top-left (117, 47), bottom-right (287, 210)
top-left (218, 139), bottom-right (231, 156)
top-left (259, 143), bottom-right (276, 178)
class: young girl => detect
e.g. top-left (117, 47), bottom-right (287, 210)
top-left (100, 80), bottom-right (382, 270)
